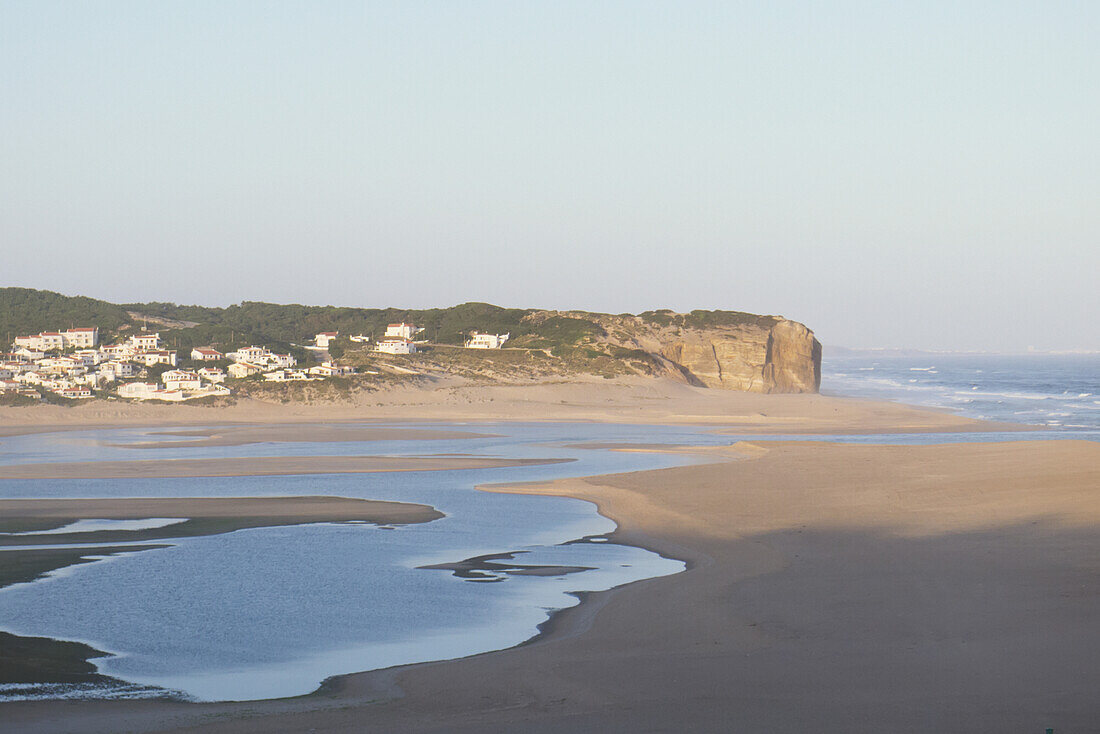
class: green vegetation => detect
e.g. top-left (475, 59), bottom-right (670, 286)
top-left (2, 289), bottom-right (790, 393)
top-left (0, 288), bottom-right (130, 341)
top-left (4, 289), bottom-right (780, 356)
top-left (507, 316), bottom-right (606, 348)
top-left (0, 392), bottom-right (41, 407)
top-left (639, 308), bottom-right (779, 330)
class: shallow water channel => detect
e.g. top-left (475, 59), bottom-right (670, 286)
top-left (0, 422), bottom-right (731, 701)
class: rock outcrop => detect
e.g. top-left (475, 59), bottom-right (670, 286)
top-left (541, 310), bottom-right (823, 394)
top-left (763, 319), bottom-right (823, 393)
top-left (654, 319), bottom-right (821, 394)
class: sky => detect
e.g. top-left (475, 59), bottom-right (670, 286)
top-left (1, 2), bottom-right (1097, 351)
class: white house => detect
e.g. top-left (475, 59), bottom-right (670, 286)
top-left (263, 369), bottom-right (313, 382)
top-left (135, 350), bottom-right (178, 367)
top-left (101, 343), bottom-right (135, 358)
top-left (465, 332), bottom-right (510, 349)
top-left (130, 332), bottom-right (162, 350)
top-left (190, 347), bottom-right (224, 362)
top-left (37, 356), bottom-right (85, 374)
top-left (118, 382), bottom-right (162, 399)
top-left (24, 332), bottom-right (65, 351)
top-left (58, 385), bottom-right (93, 399)
top-left (315, 332), bottom-right (339, 349)
top-left (13, 347), bottom-right (45, 361)
top-left (228, 362), bottom-right (264, 379)
top-left (376, 337), bottom-right (416, 355)
top-left (62, 327), bottom-right (99, 348)
top-left (384, 323), bottom-right (419, 340)
top-left (105, 361), bottom-right (137, 378)
top-left (197, 367), bottom-right (226, 383)
top-left (162, 370), bottom-right (202, 391)
top-left (229, 346), bottom-right (268, 363)
top-left (73, 350), bottom-right (103, 366)
top-left (269, 352), bottom-right (297, 369)
top-left (307, 361), bottom-right (356, 377)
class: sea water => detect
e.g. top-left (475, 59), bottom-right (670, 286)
top-left (824, 353), bottom-right (1100, 433)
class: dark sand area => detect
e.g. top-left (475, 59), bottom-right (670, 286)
top-left (0, 495), bottom-right (446, 545)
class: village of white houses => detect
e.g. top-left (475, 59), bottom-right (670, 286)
top-left (0, 323), bottom-right (511, 402)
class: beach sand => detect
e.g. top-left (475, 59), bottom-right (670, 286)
top-left (0, 455), bottom-right (568, 480)
top-left (4, 436), bottom-right (1097, 733)
top-left (0, 377), bottom-right (1017, 436)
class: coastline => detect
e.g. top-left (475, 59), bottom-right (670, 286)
top-left (1, 392), bottom-right (1095, 732)
top-left (0, 378), bottom-right (1025, 437)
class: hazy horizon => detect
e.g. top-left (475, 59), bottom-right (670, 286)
top-left (2, 2), bottom-right (1097, 352)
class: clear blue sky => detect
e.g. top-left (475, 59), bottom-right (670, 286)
top-left (2, 2), bottom-right (1097, 351)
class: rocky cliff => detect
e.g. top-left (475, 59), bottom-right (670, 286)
top-left (530, 310), bottom-right (823, 394)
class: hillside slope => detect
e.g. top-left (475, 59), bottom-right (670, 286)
top-left (0, 289), bottom-right (821, 393)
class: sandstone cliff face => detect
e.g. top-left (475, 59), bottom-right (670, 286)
top-left (654, 320), bottom-right (821, 393)
top-left (763, 319), bottom-right (823, 394)
top-left (556, 311), bottom-right (822, 394)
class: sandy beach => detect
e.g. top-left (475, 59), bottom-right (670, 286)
top-left (2, 421), bottom-right (1096, 733)
top-left (0, 378), bottom-right (1017, 436)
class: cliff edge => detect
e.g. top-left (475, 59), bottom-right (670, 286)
top-left (535, 310), bottom-right (823, 394)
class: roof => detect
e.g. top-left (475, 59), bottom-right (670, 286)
top-left (317, 332), bottom-right (339, 337)
top-left (387, 323), bottom-right (416, 328)
top-left (194, 348), bottom-right (222, 354)
top-left (66, 327), bottom-right (97, 332)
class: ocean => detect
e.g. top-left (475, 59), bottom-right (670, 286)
top-left (823, 353), bottom-right (1100, 435)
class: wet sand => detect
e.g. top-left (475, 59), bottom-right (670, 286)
top-left (0, 455), bottom-right (569, 480)
top-left (4, 438), bottom-right (1097, 733)
top-left (105, 425), bottom-right (498, 449)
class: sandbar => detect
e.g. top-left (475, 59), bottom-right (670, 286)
top-left (0, 455), bottom-right (568, 480)
top-left (106, 425), bottom-right (498, 449)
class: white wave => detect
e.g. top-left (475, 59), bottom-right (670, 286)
top-left (909, 367), bottom-right (936, 371)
